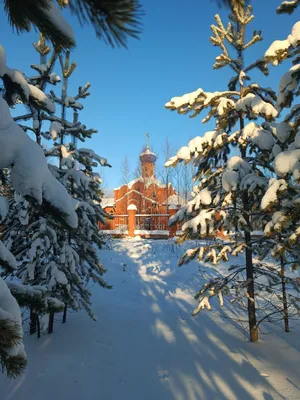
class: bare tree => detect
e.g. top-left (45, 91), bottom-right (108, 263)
top-left (158, 137), bottom-right (174, 214)
top-left (132, 157), bottom-right (142, 179)
top-left (120, 155), bottom-right (131, 185)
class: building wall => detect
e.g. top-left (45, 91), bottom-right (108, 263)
top-left (114, 180), bottom-right (176, 215)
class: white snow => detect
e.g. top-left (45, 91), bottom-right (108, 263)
top-left (239, 122), bottom-right (275, 150)
top-left (0, 241), bottom-right (17, 270)
top-left (274, 149), bottom-right (300, 178)
top-left (28, 84), bottom-right (56, 113)
top-left (166, 129), bottom-right (226, 167)
top-left (265, 21), bottom-right (300, 65)
top-left (115, 176), bottom-right (168, 191)
top-left (0, 45), bottom-right (55, 113)
top-left (0, 97), bottom-right (78, 228)
top-left (134, 230), bottom-right (170, 236)
top-left (222, 156), bottom-right (252, 192)
top-left (277, 64), bottom-right (300, 108)
top-left (49, 121), bottom-right (61, 140)
top-left (236, 93), bottom-right (278, 120)
top-left (163, 194), bottom-right (186, 207)
top-left (101, 197), bottom-right (115, 208)
top-left (0, 196), bottom-right (9, 220)
top-left (1, 239), bottom-right (300, 399)
top-left (127, 204), bottom-right (137, 211)
top-left (261, 179), bottom-right (288, 210)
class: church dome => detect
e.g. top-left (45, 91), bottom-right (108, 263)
top-left (140, 146), bottom-right (157, 163)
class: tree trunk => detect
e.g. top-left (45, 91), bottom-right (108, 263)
top-left (48, 311), bottom-right (54, 334)
top-left (29, 307), bottom-right (37, 335)
top-left (240, 119), bottom-right (258, 342)
top-left (244, 230), bottom-right (258, 342)
top-left (36, 314), bottom-right (41, 339)
top-left (62, 304), bottom-right (67, 324)
top-left (280, 257), bottom-right (289, 332)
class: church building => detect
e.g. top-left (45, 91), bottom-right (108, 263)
top-left (99, 137), bottom-right (184, 237)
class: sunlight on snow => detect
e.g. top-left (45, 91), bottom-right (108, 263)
top-left (153, 318), bottom-right (176, 344)
top-left (151, 303), bottom-right (162, 314)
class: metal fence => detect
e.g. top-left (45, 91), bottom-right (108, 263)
top-left (136, 214), bottom-right (169, 231)
top-left (111, 215), bottom-right (128, 233)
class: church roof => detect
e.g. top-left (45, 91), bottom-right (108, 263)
top-left (101, 197), bottom-right (115, 208)
top-left (139, 146), bottom-right (157, 163)
top-left (163, 194), bottom-right (186, 207)
top-left (115, 176), bottom-right (168, 191)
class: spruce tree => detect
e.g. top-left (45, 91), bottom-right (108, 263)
top-left (0, 40), bottom-right (78, 375)
top-left (3, 37), bottom-right (111, 335)
top-left (253, 1), bottom-right (300, 331)
top-left (46, 49), bottom-right (112, 322)
top-left (165, 0), bottom-right (279, 341)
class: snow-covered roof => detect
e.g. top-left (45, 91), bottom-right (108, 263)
top-left (115, 176), bottom-right (168, 191)
top-left (101, 198), bottom-right (115, 208)
top-left (163, 194), bottom-right (186, 207)
top-left (115, 189), bottom-right (158, 204)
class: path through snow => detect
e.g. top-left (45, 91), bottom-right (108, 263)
top-left (1, 238), bottom-right (300, 400)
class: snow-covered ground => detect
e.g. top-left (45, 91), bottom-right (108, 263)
top-left (1, 238), bottom-right (300, 400)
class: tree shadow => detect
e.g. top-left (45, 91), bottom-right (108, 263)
top-left (1, 238), bottom-right (299, 400)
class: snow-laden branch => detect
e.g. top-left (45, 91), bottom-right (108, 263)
top-left (0, 97), bottom-right (78, 228)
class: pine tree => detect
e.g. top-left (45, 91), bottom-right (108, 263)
top-left (3, 37), bottom-right (111, 335)
top-left (165, 0), bottom-right (280, 341)
top-left (0, 39), bottom-right (78, 376)
top-left (252, 1), bottom-right (300, 332)
top-left (3, 0), bottom-right (143, 50)
top-left (46, 50), bottom-right (112, 322)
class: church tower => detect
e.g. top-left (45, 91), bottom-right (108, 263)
top-left (139, 133), bottom-right (157, 179)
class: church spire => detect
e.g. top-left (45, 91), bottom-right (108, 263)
top-left (140, 133), bottom-right (157, 179)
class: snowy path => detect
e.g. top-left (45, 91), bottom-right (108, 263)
top-left (1, 239), bottom-right (300, 400)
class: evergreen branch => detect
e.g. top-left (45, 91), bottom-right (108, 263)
top-left (69, 0), bottom-right (144, 48)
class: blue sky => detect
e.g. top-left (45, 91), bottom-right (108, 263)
top-left (1, 0), bottom-right (299, 191)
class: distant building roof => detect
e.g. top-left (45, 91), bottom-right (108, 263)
top-left (114, 176), bottom-right (168, 191)
top-left (163, 194), bottom-right (186, 207)
top-left (101, 197), bottom-right (115, 208)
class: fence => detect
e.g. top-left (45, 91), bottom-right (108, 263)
top-left (136, 214), bottom-right (169, 231)
top-left (112, 215), bottom-right (128, 233)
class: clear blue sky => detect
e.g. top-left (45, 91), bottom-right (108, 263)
top-left (0, 0), bottom-right (299, 192)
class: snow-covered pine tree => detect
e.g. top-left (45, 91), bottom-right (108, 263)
top-left (43, 49), bottom-right (112, 323)
top-left (251, 1), bottom-right (300, 332)
top-left (165, 0), bottom-right (280, 342)
top-left (3, 37), bottom-right (111, 334)
top-left (0, 41), bottom-right (78, 376)
top-left (1, 36), bottom-right (72, 336)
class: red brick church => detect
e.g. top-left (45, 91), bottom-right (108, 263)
top-left (99, 137), bottom-right (184, 238)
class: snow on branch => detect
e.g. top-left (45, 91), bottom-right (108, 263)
top-left (261, 178), bottom-right (288, 211)
top-left (165, 129), bottom-right (227, 168)
top-left (236, 93), bottom-right (278, 121)
top-left (0, 46), bottom-right (55, 113)
top-left (264, 21), bottom-right (300, 66)
top-left (277, 64), bottom-right (300, 110)
top-left (277, 0), bottom-right (300, 14)
top-left (165, 88), bottom-right (238, 119)
top-left (0, 97), bottom-right (78, 228)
